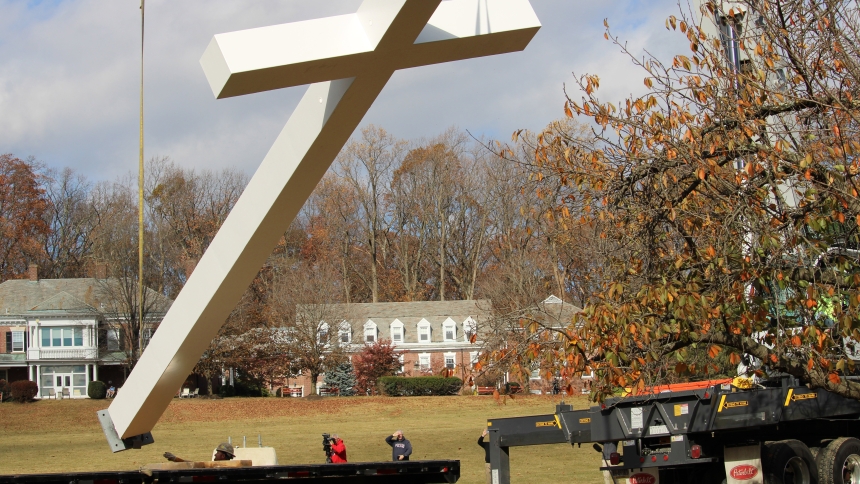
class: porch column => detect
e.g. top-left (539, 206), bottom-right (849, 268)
top-left (93, 364), bottom-right (99, 382)
top-left (35, 365), bottom-right (41, 397)
top-left (85, 364), bottom-right (91, 397)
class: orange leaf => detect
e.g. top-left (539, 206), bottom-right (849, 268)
top-left (469, 333), bottom-right (477, 344)
top-left (708, 345), bottom-right (721, 358)
top-left (729, 353), bottom-right (741, 365)
top-left (564, 102), bottom-right (573, 119)
top-left (808, 358), bottom-right (815, 370)
top-left (769, 354), bottom-right (778, 364)
top-left (829, 372), bottom-right (842, 385)
top-left (791, 335), bottom-right (802, 347)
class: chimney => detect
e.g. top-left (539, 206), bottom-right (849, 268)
top-left (184, 258), bottom-right (198, 281)
top-left (28, 263), bottom-right (39, 282)
top-left (94, 262), bottom-right (107, 280)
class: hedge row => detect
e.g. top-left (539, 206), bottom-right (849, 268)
top-left (378, 376), bottom-right (463, 396)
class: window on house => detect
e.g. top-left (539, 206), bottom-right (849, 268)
top-left (390, 321), bottom-right (404, 344)
top-left (443, 320), bottom-right (456, 342)
top-left (418, 353), bottom-right (430, 370)
top-left (444, 353), bottom-right (456, 369)
top-left (142, 328), bottom-right (154, 349)
top-left (106, 328), bottom-right (121, 351)
top-left (317, 323), bottom-right (329, 344)
top-left (339, 323), bottom-right (351, 344)
top-left (398, 354), bottom-right (405, 373)
top-left (463, 318), bottom-right (477, 342)
top-left (40, 327), bottom-right (84, 347)
top-left (364, 322), bottom-right (377, 343)
top-left (418, 321), bottom-right (431, 343)
top-left (11, 331), bottom-right (25, 352)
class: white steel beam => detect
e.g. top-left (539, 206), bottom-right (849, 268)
top-left (102, 0), bottom-right (539, 447)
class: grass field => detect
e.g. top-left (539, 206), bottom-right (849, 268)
top-left (0, 394), bottom-right (604, 483)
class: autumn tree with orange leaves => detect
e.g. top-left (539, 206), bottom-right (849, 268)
top-left (503, 0), bottom-right (860, 401)
top-left (0, 154), bottom-right (50, 281)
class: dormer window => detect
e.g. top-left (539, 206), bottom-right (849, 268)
top-left (390, 320), bottom-right (404, 344)
top-left (443, 319), bottom-right (456, 342)
top-left (338, 322), bottom-right (351, 344)
top-left (417, 320), bottom-right (431, 343)
top-left (364, 321), bottom-right (377, 343)
top-left (463, 317), bottom-right (477, 342)
top-left (317, 322), bottom-right (329, 344)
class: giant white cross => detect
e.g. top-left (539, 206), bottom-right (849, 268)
top-left (99, 0), bottom-right (540, 450)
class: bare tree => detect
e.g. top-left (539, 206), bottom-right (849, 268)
top-left (267, 255), bottom-right (349, 395)
top-left (336, 125), bottom-right (405, 302)
top-left (40, 167), bottom-right (99, 279)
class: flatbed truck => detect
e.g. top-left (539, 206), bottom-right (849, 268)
top-left (486, 375), bottom-right (860, 484)
top-left (0, 460), bottom-right (460, 484)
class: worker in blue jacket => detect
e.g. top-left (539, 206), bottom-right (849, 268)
top-left (385, 430), bottom-right (412, 461)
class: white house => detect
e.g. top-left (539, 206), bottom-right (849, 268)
top-left (0, 264), bottom-right (171, 398)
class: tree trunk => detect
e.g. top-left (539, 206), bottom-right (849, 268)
top-left (309, 371), bottom-right (319, 395)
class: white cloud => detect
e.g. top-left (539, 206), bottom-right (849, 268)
top-left (0, 0), bottom-right (690, 180)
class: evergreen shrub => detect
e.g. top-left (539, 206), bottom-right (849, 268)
top-left (88, 381), bottom-right (107, 399)
top-left (378, 376), bottom-right (462, 396)
top-left (325, 360), bottom-right (357, 396)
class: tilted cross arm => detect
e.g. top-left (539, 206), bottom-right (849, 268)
top-left (98, 0), bottom-right (540, 451)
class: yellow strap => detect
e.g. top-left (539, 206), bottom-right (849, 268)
top-left (718, 394), bottom-right (727, 412)
top-left (784, 389), bottom-right (794, 407)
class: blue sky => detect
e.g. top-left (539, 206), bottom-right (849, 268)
top-left (0, 0), bottom-right (687, 181)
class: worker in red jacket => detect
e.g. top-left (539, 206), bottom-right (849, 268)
top-left (330, 435), bottom-right (347, 463)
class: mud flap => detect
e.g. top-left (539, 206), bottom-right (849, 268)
top-left (724, 444), bottom-right (763, 484)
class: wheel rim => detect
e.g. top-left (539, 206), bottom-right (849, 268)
top-left (780, 456), bottom-right (810, 484)
top-left (842, 454), bottom-right (860, 484)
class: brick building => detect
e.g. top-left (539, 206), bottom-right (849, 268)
top-left (284, 299), bottom-right (490, 396)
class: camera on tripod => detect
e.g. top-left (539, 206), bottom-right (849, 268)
top-left (322, 433), bottom-right (334, 463)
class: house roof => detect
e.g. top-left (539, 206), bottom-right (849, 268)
top-left (321, 299), bottom-right (491, 322)
top-left (29, 291), bottom-right (97, 313)
top-left (534, 295), bottom-right (582, 328)
top-left (0, 278), bottom-right (172, 318)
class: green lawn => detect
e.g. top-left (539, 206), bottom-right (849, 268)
top-left (0, 394), bottom-right (604, 484)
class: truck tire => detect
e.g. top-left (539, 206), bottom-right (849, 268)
top-left (815, 437), bottom-right (860, 484)
top-left (764, 440), bottom-right (818, 484)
